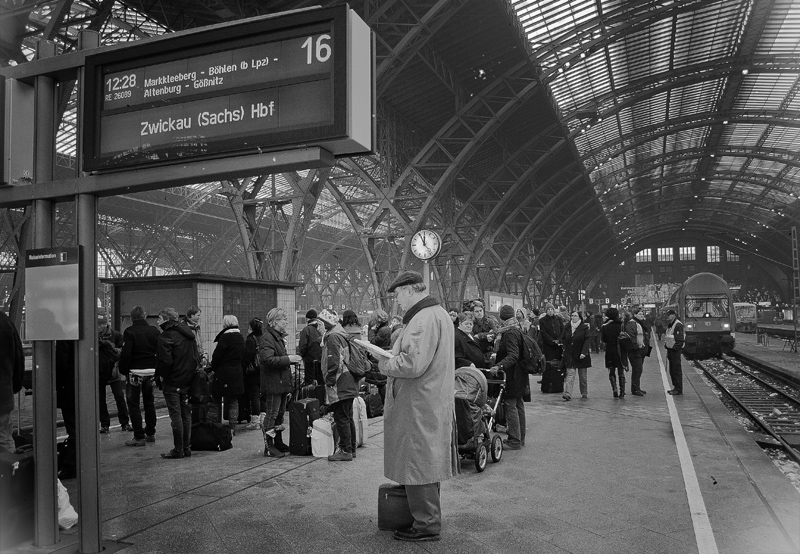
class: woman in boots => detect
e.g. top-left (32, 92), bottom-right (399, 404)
top-left (242, 318), bottom-right (263, 430)
top-left (259, 308), bottom-right (302, 457)
top-left (210, 315), bottom-right (245, 434)
top-left (600, 307), bottom-right (627, 398)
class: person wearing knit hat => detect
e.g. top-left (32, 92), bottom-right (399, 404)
top-left (539, 303), bottom-right (564, 362)
top-left (317, 308), bottom-right (339, 327)
top-left (298, 309), bottom-right (323, 387)
top-left (490, 305), bottom-right (527, 450)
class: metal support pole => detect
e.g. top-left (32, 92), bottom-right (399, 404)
top-left (75, 194), bottom-right (101, 553)
top-left (32, 39), bottom-right (58, 547)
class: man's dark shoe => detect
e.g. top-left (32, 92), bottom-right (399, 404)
top-left (121, 424), bottom-right (133, 432)
top-left (668, 390), bottom-right (683, 395)
top-left (183, 448), bottom-right (192, 457)
top-left (632, 390), bottom-right (645, 396)
top-left (145, 435), bottom-right (155, 442)
top-left (328, 448), bottom-right (353, 461)
top-left (160, 449), bottom-right (184, 459)
top-left (502, 440), bottom-right (521, 450)
top-left (125, 438), bottom-right (146, 447)
top-left (99, 426), bottom-right (109, 434)
top-left (393, 527), bottom-right (440, 542)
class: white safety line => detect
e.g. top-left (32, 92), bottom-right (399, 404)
top-left (655, 342), bottom-right (719, 554)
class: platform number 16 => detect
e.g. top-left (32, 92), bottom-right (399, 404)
top-left (302, 34), bottom-right (331, 64)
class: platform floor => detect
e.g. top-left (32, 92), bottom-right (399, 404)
top-left (6, 340), bottom-right (800, 554)
top-left (733, 329), bottom-right (799, 384)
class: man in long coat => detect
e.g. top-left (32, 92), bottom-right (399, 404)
top-left (378, 270), bottom-right (458, 542)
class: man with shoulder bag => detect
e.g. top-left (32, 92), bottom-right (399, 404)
top-left (664, 309), bottom-right (685, 395)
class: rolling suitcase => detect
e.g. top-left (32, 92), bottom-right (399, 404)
top-left (378, 484), bottom-right (415, 530)
top-left (540, 360), bottom-right (565, 394)
top-left (0, 446), bottom-right (35, 549)
top-left (289, 398), bottom-right (320, 455)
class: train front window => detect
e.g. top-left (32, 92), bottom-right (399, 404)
top-left (685, 295), bottom-right (730, 318)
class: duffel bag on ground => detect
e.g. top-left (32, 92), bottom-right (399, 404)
top-left (190, 421), bottom-right (233, 451)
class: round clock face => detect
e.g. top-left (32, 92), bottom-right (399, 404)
top-left (410, 230), bottom-right (441, 260)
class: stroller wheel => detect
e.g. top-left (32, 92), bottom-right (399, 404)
top-left (491, 435), bottom-right (503, 463)
top-left (475, 443), bottom-right (488, 472)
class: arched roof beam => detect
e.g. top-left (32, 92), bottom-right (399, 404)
top-left (578, 110), bottom-right (800, 165)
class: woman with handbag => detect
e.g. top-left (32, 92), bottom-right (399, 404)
top-left (600, 307), bottom-right (627, 398)
top-left (560, 311), bottom-right (591, 401)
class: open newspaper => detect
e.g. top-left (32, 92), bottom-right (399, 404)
top-left (353, 338), bottom-right (395, 360)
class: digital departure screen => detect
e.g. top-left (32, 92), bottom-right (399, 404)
top-left (82, 7), bottom-right (364, 171)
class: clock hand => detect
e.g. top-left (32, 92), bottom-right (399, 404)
top-left (422, 235), bottom-right (427, 246)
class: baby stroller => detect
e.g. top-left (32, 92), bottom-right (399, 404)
top-left (454, 366), bottom-right (506, 472)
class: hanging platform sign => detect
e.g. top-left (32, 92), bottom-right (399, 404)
top-left (24, 246), bottom-right (81, 340)
top-left (82, 5), bottom-right (373, 172)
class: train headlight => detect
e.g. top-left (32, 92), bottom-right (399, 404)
top-left (686, 323), bottom-right (694, 330)
top-left (722, 323), bottom-right (730, 330)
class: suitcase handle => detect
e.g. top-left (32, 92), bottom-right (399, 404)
top-left (14, 444), bottom-right (33, 455)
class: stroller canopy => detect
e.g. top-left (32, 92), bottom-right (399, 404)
top-left (455, 366), bottom-right (488, 406)
top-left (454, 366), bottom-right (488, 447)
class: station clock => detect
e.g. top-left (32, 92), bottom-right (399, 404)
top-left (410, 229), bottom-right (442, 260)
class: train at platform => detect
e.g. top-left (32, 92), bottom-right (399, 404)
top-left (662, 272), bottom-right (735, 356)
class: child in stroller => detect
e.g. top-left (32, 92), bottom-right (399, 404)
top-left (454, 366), bottom-right (505, 472)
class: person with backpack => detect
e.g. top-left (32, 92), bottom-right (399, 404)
top-left (242, 318), bottom-right (264, 430)
top-left (489, 305), bottom-right (528, 449)
top-left (560, 310), bottom-right (592, 401)
top-left (97, 315), bottom-right (131, 434)
top-left (317, 309), bottom-right (359, 462)
top-left (258, 308), bottom-right (301, 457)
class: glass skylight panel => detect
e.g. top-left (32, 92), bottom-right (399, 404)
top-left (762, 126), bottom-right (800, 151)
top-left (726, 123), bottom-right (770, 146)
top-left (757, 3), bottom-right (800, 55)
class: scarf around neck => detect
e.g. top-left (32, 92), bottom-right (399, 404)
top-left (402, 296), bottom-right (440, 325)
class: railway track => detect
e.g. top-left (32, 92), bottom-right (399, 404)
top-left (693, 357), bottom-right (800, 465)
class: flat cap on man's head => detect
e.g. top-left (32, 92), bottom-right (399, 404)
top-left (387, 270), bottom-right (424, 293)
top-left (666, 309), bottom-right (677, 316)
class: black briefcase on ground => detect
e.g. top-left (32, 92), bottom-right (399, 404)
top-left (378, 483), bottom-right (415, 530)
top-left (289, 398), bottom-right (320, 455)
top-left (0, 446), bottom-right (35, 549)
top-left (540, 360), bottom-right (565, 394)
top-left (190, 421), bottom-right (232, 451)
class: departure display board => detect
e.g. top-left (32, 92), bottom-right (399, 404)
top-left (83, 6), bottom-right (373, 171)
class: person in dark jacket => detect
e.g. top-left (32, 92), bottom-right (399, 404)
top-left (664, 309), bottom-right (686, 395)
top-left (471, 300), bottom-right (497, 366)
top-left (120, 306), bottom-right (161, 446)
top-left (98, 315), bottom-right (130, 433)
top-left (155, 307), bottom-right (199, 459)
top-left (561, 310), bottom-right (591, 401)
top-left (490, 305), bottom-right (528, 450)
top-left (454, 312), bottom-right (486, 369)
top-left (0, 311), bottom-right (24, 453)
top-left (539, 303), bottom-right (564, 361)
top-left (297, 309), bottom-right (323, 385)
top-left (210, 315), bottom-right (245, 434)
top-left (259, 307), bottom-right (301, 457)
top-left (625, 306), bottom-right (651, 396)
top-left (600, 307), bottom-right (627, 398)
top-left (369, 309), bottom-right (392, 349)
top-left (242, 318), bottom-right (263, 430)
top-left (318, 309), bottom-right (359, 461)
top-left (56, 340), bottom-right (77, 479)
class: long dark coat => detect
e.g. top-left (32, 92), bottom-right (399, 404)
top-left (258, 325), bottom-right (294, 395)
top-left (600, 319), bottom-right (627, 370)
top-left (561, 323), bottom-right (591, 369)
top-left (454, 328), bottom-right (486, 369)
top-left (242, 331), bottom-right (261, 388)
top-left (211, 328), bottom-right (245, 397)
top-left (494, 326), bottom-right (529, 399)
top-left (539, 314), bottom-right (564, 360)
top-left (0, 312), bottom-right (24, 415)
